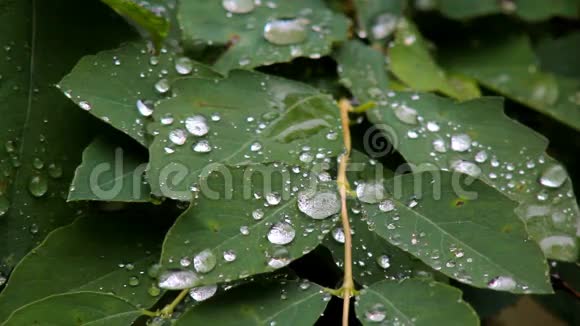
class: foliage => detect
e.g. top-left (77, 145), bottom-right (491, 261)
top-left (1, 0), bottom-right (579, 324)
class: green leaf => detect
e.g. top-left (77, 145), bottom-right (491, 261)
top-left (101, 0), bottom-right (170, 50)
top-left (434, 0), bottom-right (580, 21)
top-left (160, 164), bottom-right (339, 287)
top-left (177, 0), bottom-right (349, 73)
top-left (0, 211), bottom-right (164, 321)
top-left (323, 151), bottom-right (432, 285)
top-left (69, 136), bottom-right (150, 202)
top-left (361, 171), bottom-right (552, 293)
top-left (57, 41), bottom-right (221, 146)
top-left (175, 280), bottom-right (328, 325)
top-left (3, 292), bottom-right (142, 326)
top-left (388, 19), bottom-right (481, 101)
top-left (353, 0), bottom-right (405, 41)
top-left (356, 279), bottom-right (478, 325)
top-left (0, 0), bottom-right (133, 276)
top-left (146, 70), bottom-right (342, 201)
top-left (536, 32), bottom-right (580, 79)
top-left (440, 34), bottom-right (580, 131)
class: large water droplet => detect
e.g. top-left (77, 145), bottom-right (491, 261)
top-left (393, 105), bottom-right (418, 125)
top-left (376, 255), bottom-right (391, 269)
top-left (365, 303), bottom-right (387, 322)
top-left (169, 129), bottom-right (187, 145)
top-left (155, 78), bottom-right (170, 94)
top-left (158, 270), bottom-right (199, 290)
top-left (28, 175), bottom-right (48, 198)
top-left (267, 246), bottom-right (291, 269)
top-left (193, 249), bottom-right (217, 274)
top-left (487, 276), bottom-right (516, 291)
top-left (451, 134), bottom-right (471, 152)
top-left (222, 0), bottom-right (255, 14)
top-left (252, 208), bottom-right (265, 220)
top-left (264, 18), bottom-right (308, 45)
top-left (371, 13), bottom-right (397, 40)
top-left (378, 199), bottom-right (395, 212)
top-left (189, 284), bottom-right (218, 302)
top-left (185, 115), bottom-right (209, 136)
top-left (223, 249), bottom-right (237, 262)
top-left (332, 227), bottom-right (345, 243)
top-left (136, 99), bottom-right (154, 117)
top-left (175, 57), bottom-right (193, 75)
top-left (265, 192), bottom-right (282, 206)
top-left (450, 160), bottom-right (482, 178)
top-left (297, 190), bottom-right (340, 220)
top-left (539, 164), bottom-right (567, 188)
top-left (267, 222), bottom-right (296, 245)
top-left (356, 181), bottom-right (385, 204)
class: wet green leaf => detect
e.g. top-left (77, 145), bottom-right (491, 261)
top-left (353, 0), bottom-right (405, 41)
top-left (434, 0), bottom-right (580, 21)
top-left (69, 136), bottom-right (150, 202)
top-left (177, 0), bottom-right (349, 73)
top-left (389, 19), bottom-right (481, 100)
top-left (101, 0), bottom-right (170, 49)
top-left (0, 212), bottom-right (163, 321)
top-left (361, 171), bottom-right (552, 294)
top-left (146, 70), bottom-right (342, 201)
top-left (58, 41), bottom-right (220, 146)
top-left (3, 292), bottom-right (142, 326)
top-left (0, 0), bottom-right (133, 276)
top-left (440, 34), bottom-right (580, 131)
top-left (175, 280), bottom-right (328, 325)
top-left (160, 164), bottom-right (338, 287)
top-left (356, 279), bottom-right (478, 325)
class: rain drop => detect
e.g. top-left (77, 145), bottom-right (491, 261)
top-left (136, 99), bottom-right (154, 117)
top-left (356, 181), bottom-right (385, 204)
top-left (393, 105), bottom-right (418, 125)
top-left (332, 227), bottom-right (345, 243)
top-left (28, 175), bottom-right (48, 198)
top-left (155, 78), bottom-right (170, 94)
top-left (78, 101), bottom-right (92, 111)
top-left (193, 249), bottom-right (217, 274)
top-left (223, 249), bottom-right (237, 262)
top-left (265, 192), bottom-right (282, 206)
top-left (487, 276), bottom-right (516, 291)
top-left (267, 222), bottom-right (296, 245)
top-left (264, 18), bottom-right (308, 45)
top-left (539, 164), bottom-right (567, 188)
top-left (222, 0), bottom-right (255, 14)
top-left (168, 129), bottom-right (187, 145)
top-left (175, 57), bottom-right (193, 75)
top-left (297, 190), bottom-right (340, 219)
top-left (451, 134), bottom-right (471, 152)
top-left (158, 270), bottom-right (199, 290)
top-left (267, 246), bottom-right (291, 269)
top-left (376, 255), bottom-right (391, 269)
top-left (193, 140), bottom-right (212, 153)
top-left (365, 303), bottom-right (387, 322)
top-left (185, 115), bottom-right (209, 136)
top-left (450, 160), bottom-right (482, 178)
top-left (189, 284), bottom-right (218, 302)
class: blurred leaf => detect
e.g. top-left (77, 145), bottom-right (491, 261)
top-left (0, 211), bottom-right (163, 321)
top-left (435, 0), bottom-right (580, 21)
top-left (160, 164), bottom-right (339, 287)
top-left (361, 172), bottom-right (552, 293)
top-left (58, 41), bottom-right (220, 146)
top-left (537, 32), bottom-right (580, 79)
top-left (457, 283), bottom-right (519, 319)
top-left (356, 279), bottom-right (478, 325)
top-left (69, 136), bottom-right (150, 202)
top-left (353, 0), bottom-right (405, 41)
top-left (101, 0), bottom-right (170, 49)
top-left (175, 280), bottom-right (328, 325)
top-left (146, 70), bottom-right (342, 201)
top-left (3, 292), bottom-right (142, 325)
top-left (389, 19), bottom-right (480, 100)
top-left (0, 0), bottom-right (133, 276)
top-left (440, 34), bottom-right (580, 131)
top-left (177, 0), bottom-right (349, 73)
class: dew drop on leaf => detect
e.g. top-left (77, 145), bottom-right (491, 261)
top-left (128, 276), bottom-right (140, 287)
top-left (365, 303), bottom-right (387, 322)
top-left (155, 78), bottom-right (170, 94)
top-left (264, 18), bottom-right (308, 45)
top-left (222, 0), bottom-right (255, 14)
top-left (252, 208), bottom-right (265, 220)
top-left (393, 105), bottom-right (418, 125)
top-left (189, 284), bottom-right (218, 302)
top-left (168, 129), bottom-right (187, 145)
top-left (267, 246), bottom-right (291, 269)
top-left (432, 138), bottom-right (447, 153)
top-left (185, 115), bottom-right (209, 136)
top-left (356, 181), bottom-right (385, 204)
top-left (371, 13), bottom-right (397, 40)
top-left (136, 99), bottom-right (154, 117)
top-left (193, 140), bottom-right (212, 153)
top-left (267, 222), bottom-right (296, 245)
top-left (487, 276), bottom-right (516, 291)
top-left (28, 175), bottom-right (48, 198)
top-left (78, 100), bottom-right (92, 111)
top-left (158, 270), bottom-right (199, 290)
top-left (265, 192), bottom-right (282, 206)
top-left (0, 196), bottom-right (9, 217)
top-left (474, 150), bottom-right (488, 163)
top-left (450, 160), bottom-right (482, 178)
top-left (376, 255), bottom-right (391, 269)
top-left (451, 134), bottom-right (472, 152)
top-left (47, 163), bottom-right (63, 179)
top-left (539, 164), bottom-right (568, 188)
top-left (297, 190), bottom-right (340, 220)
top-left (378, 199), bottom-right (395, 212)
top-left (331, 227), bottom-right (345, 243)
top-left (250, 141), bottom-right (262, 152)
top-left (223, 249), bottom-right (237, 262)
top-left (175, 57), bottom-right (193, 75)
top-left (193, 249), bottom-right (217, 274)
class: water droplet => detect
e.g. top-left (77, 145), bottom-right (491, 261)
top-left (252, 208), bottom-right (265, 220)
top-left (155, 78), bottom-right (170, 94)
top-left (175, 57), bottom-right (193, 75)
top-left (474, 150), bottom-right (488, 163)
top-left (193, 140), bottom-right (212, 153)
top-left (78, 101), bottom-right (92, 111)
top-left (299, 151), bottom-right (314, 163)
top-left (0, 196), bottom-right (9, 217)
top-left (250, 141), bottom-right (262, 152)
top-left (32, 157), bottom-right (44, 170)
top-left (539, 164), bottom-right (567, 188)
top-left (371, 13), bottom-right (397, 40)
top-left (451, 134), bottom-right (471, 152)
top-left (376, 255), bottom-right (391, 269)
top-left (136, 99), bottom-right (154, 117)
top-left (47, 163), bottom-right (63, 179)
top-left (487, 276), bottom-right (516, 291)
top-left (539, 235), bottom-right (577, 260)
top-left (393, 105), bottom-right (418, 125)
top-left (240, 225), bottom-right (250, 235)
top-left (299, 280), bottom-right (311, 290)
top-left (267, 222), bottom-right (295, 245)
top-left (223, 249), bottom-right (237, 262)
top-left (332, 227), bottom-right (345, 243)
top-left (432, 139), bottom-right (447, 153)
top-left (180, 257), bottom-right (192, 267)
top-left (426, 121), bottom-right (440, 132)
top-left (28, 175), bottom-right (48, 198)
top-left (190, 284), bottom-right (218, 302)
top-left (185, 115), bottom-right (209, 136)
top-left (378, 199), bottom-right (395, 212)
top-left (161, 114), bottom-right (174, 125)
top-left (267, 246), bottom-right (291, 269)
top-left (264, 18), bottom-right (308, 45)
top-left (365, 303), bottom-right (387, 322)
top-left (356, 181), bottom-right (385, 204)
top-left (169, 129), bottom-right (187, 145)
top-left (265, 192), bottom-right (282, 206)
top-left (450, 160), bottom-right (482, 178)
top-left (222, 0), bottom-right (255, 14)
top-left (158, 270), bottom-right (199, 290)
top-left (297, 190), bottom-right (340, 220)
top-left (128, 276), bottom-right (140, 287)
top-left (194, 249), bottom-right (217, 274)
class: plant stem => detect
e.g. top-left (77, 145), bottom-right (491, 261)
top-left (338, 99), bottom-right (354, 326)
top-left (160, 288), bottom-right (189, 318)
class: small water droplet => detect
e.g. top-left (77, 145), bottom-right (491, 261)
top-left (371, 13), bottom-right (397, 40)
top-left (47, 163), bottom-right (63, 179)
top-left (332, 227), bottom-right (345, 243)
top-left (393, 105), bottom-right (418, 125)
top-left (155, 78), bottom-right (170, 94)
top-left (365, 303), bottom-right (387, 322)
top-left (267, 222), bottom-right (296, 245)
top-left (426, 121), bottom-right (440, 132)
top-left (222, 0), bottom-right (255, 14)
top-left (265, 192), bottom-right (282, 206)
top-left (223, 249), bottom-right (237, 262)
top-left (252, 208), bottom-right (265, 220)
top-left (432, 139), bottom-right (447, 153)
top-left (250, 141), bottom-right (262, 152)
top-left (264, 18), bottom-right (308, 45)
top-left (451, 134), bottom-right (471, 152)
top-left (450, 160), bottom-right (482, 178)
top-left (474, 150), bottom-right (488, 163)
top-left (378, 199), bottom-right (395, 212)
top-left (185, 115), bottom-right (209, 136)
top-left (175, 57), bottom-right (193, 75)
top-left (169, 129), bottom-right (187, 145)
top-left (78, 101), bottom-right (92, 111)
top-left (376, 255), bottom-right (391, 269)
top-left (193, 140), bottom-right (212, 153)
top-left (128, 276), bottom-right (140, 287)
top-left (136, 99), bottom-right (154, 117)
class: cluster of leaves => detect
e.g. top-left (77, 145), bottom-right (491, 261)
top-left (0, 0), bottom-right (579, 324)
